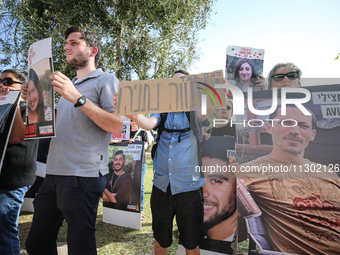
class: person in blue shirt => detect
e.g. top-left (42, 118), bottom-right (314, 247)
top-left (115, 70), bottom-right (210, 255)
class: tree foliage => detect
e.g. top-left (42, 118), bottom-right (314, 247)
top-left (1, 0), bottom-right (216, 81)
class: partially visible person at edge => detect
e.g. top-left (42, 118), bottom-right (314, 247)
top-left (25, 138), bottom-right (51, 199)
top-left (268, 62), bottom-right (302, 89)
top-left (0, 69), bottom-right (39, 255)
top-left (24, 26), bottom-right (123, 255)
top-left (27, 68), bottom-right (45, 124)
top-left (203, 99), bottom-right (236, 140)
top-left (233, 58), bottom-right (267, 91)
top-left (130, 119), bottom-right (148, 219)
top-left (114, 70), bottom-right (210, 255)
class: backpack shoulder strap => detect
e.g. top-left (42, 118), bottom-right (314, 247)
top-left (185, 111), bottom-right (191, 123)
top-left (185, 111), bottom-right (199, 137)
top-left (155, 113), bottom-right (168, 142)
top-left (186, 111), bottom-right (204, 178)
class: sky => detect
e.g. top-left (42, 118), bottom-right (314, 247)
top-left (190, 0), bottom-right (340, 85)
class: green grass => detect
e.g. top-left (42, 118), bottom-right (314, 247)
top-left (238, 240), bottom-right (249, 255)
top-left (19, 159), bottom-right (249, 254)
top-left (18, 159), bottom-right (179, 255)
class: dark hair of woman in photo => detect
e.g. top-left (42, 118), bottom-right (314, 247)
top-left (233, 58), bottom-right (260, 92)
top-left (28, 68), bottom-right (45, 124)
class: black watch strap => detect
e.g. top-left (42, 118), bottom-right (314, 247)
top-left (74, 96), bottom-right (86, 108)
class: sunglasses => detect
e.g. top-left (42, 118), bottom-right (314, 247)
top-left (271, 71), bottom-right (299, 82)
top-left (219, 106), bottom-right (232, 111)
top-left (0, 77), bottom-right (25, 86)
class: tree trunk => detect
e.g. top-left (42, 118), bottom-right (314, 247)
top-left (116, 21), bottom-right (123, 80)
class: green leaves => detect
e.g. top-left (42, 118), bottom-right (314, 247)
top-left (1, 0), bottom-right (216, 81)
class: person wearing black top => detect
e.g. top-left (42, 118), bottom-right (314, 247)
top-left (129, 119), bottom-right (148, 218)
top-left (25, 138), bottom-right (51, 198)
top-left (204, 100), bottom-right (236, 140)
top-left (0, 69), bottom-right (38, 255)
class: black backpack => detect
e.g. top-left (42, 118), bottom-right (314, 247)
top-left (151, 111), bottom-right (204, 177)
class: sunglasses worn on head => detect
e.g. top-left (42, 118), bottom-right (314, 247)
top-left (271, 71), bottom-right (299, 82)
top-left (219, 106), bottom-right (232, 111)
top-left (0, 77), bottom-right (25, 86)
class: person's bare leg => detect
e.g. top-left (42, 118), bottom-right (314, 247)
top-left (155, 240), bottom-right (168, 255)
top-left (186, 246), bottom-right (200, 255)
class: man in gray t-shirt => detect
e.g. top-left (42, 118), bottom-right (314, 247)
top-left (25, 27), bottom-right (123, 255)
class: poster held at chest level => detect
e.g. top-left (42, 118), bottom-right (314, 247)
top-left (102, 142), bottom-right (144, 230)
top-left (178, 136), bottom-right (238, 255)
top-left (25, 37), bottom-right (55, 139)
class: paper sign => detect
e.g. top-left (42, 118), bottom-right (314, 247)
top-left (115, 70), bottom-right (225, 116)
top-left (112, 116), bottom-right (130, 140)
top-left (320, 105), bottom-right (340, 118)
top-left (124, 150), bottom-right (142, 155)
top-left (312, 91), bottom-right (340, 104)
top-left (103, 142), bottom-right (144, 230)
top-left (227, 150), bottom-right (236, 158)
top-left (26, 38), bottom-right (55, 139)
top-left (28, 38), bottom-right (53, 66)
top-left (0, 91), bottom-right (21, 171)
top-left (127, 144), bottom-right (143, 150)
top-left (227, 46), bottom-right (264, 60)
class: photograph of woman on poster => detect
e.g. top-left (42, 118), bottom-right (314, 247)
top-left (234, 58), bottom-right (266, 92)
top-left (25, 38), bottom-right (55, 139)
top-left (27, 68), bottom-right (45, 124)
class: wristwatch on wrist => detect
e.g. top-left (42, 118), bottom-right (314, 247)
top-left (74, 96), bottom-right (86, 108)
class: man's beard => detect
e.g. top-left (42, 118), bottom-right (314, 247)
top-left (67, 52), bottom-right (90, 70)
top-left (280, 135), bottom-right (305, 155)
top-left (203, 200), bottom-right (236, 232)
top-left (114, 164), bottom-right (123, 172)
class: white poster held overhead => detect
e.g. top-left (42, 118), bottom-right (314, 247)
top-left (225, 46), bottom-right (265, 98)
